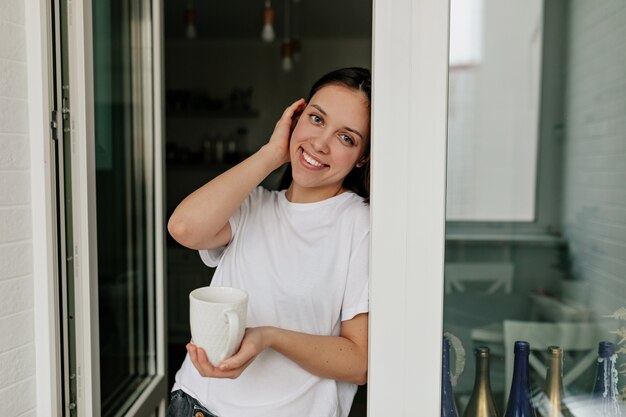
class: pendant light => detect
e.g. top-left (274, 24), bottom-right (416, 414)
top-left (185, 0), bottom-right (197, 39)
top-left (281, 0), bottom-right (293, 71)
top-left (261, 0), bottom-right (275, 42)
top-left (291, 0), bottom-right (301, 62)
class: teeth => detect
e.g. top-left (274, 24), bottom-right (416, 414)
top-left (303, 150), bottom-right (324, 167)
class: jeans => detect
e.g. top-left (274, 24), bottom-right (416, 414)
top-left (166, 390), bottom-right (219, 417)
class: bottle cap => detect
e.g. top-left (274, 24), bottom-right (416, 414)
top-left (598, 341), bottom-right (615, 358)
top-left (514, 341), bottom-right (530, 352)
top-left (548, 345), bottom-right (562, 356)
top-left (475, 346), bottom-right (490, 357)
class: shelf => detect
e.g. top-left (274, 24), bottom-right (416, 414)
top-left (166, 109), bottom-right (259, 119)
top-left (166, 162), bottom-right (237, 171)
top-left (445, 233), bottom-right (566, 246)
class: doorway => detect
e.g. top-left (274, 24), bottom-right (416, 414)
top-left (45, 0), bottom-right (455, 415)
top-left (161, 1), bottom-right (372, 415)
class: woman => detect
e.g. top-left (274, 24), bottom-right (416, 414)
top-left (167, 67), bottom-right (371, 417)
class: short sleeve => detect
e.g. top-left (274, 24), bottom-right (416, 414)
top-left (197, 218), bottom-right (237, 267)
top-left (198, 198), bottom-right (244, 267)
top-left (341, 232), bottom-right (370, 321)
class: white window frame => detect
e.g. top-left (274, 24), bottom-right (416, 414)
top-left (368, 0), bottom-right (449, 415)
top-left (66, 0), bottom-right (168, 415)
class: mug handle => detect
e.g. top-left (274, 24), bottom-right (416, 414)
top-left (223, 309), bottom-right (240, 361)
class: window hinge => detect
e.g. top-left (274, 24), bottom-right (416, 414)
top-left (51, 110), bottom-right (59, 141)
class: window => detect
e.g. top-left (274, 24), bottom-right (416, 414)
top-left (446, 0), bottom-right (543, 221)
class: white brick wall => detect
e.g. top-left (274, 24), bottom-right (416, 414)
top-left (0, 0), bottom-right (37, 415)
top-left (562, 1), bottom-right (626, 313)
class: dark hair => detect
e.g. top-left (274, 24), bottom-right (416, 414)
top-left (279, 67), bottom-right (371, 203)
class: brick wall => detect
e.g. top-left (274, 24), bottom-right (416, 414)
top-left (562, 1), bottom-right (626, 313)
top-left (0, 0), bottom-right (37, 416)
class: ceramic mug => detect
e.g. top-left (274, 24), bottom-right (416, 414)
top-left (189, 286), bottom-right (248, 366)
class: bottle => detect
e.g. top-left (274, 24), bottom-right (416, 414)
top-left (463, 346), bottom-right (499, 417)
top-left (591, 341), bottom-right (621, 417)
top-left (442, 336), bottom-right (460, 417)
top-left (504, 341), bottom-right (537, 417)
top-left (537, 346), bottom-right (572, 417)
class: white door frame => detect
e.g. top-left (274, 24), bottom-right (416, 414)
top-left (66, 0), bottom-right (101, 414)
top-left (28, 0), bottom-right (449, 415)
top-left (66, 0), bottom-right (168, 415)
top-left (368, 0), bottom-right (449, 415)
top-left (26, 0), bottom-right (63, 414)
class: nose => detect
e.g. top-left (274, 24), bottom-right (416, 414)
top-left (310, 131), bottom-right (332, 154)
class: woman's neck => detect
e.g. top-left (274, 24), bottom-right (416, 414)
top-left (285, 183), bottom-right (346, 203)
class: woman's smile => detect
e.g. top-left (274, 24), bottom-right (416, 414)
top-left (299, 148), bottom-right (328, 170)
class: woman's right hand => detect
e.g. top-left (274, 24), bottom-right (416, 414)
top-left (262, 98), bottom-right (307, 168)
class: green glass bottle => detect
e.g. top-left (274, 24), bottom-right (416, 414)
top-left (463, 346), bottom-right (499, 417)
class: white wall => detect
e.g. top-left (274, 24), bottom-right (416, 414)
top-left (0, 0), bottom-right (37, 416)
top-left (562, 1), bottom-right (626, 313)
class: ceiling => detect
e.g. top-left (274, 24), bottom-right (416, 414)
top-left (163, 0), bottom-right (373, 40)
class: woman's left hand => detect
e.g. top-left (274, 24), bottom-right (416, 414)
top-left (187, 327), bottom-right (270, 379)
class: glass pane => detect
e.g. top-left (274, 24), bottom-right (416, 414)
top-left (93, 0), bottom-right (156, 415)
top-left (443, 1), bottom-right (626, 416)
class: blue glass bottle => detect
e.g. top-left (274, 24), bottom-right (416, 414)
top-left (442, 336), bottom-right (460, 417)
top-left (591, 341), bottom-right (621, 417)
top-left (503, 341), bottom-right (537, 417)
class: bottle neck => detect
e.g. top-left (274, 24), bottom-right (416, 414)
top-left (593, 353), bottom-right (618, 398)
top-left (511, 349), bottom-right (530, 390)
top-left (474, 353), bottom-right (491, 388)
top-left (504, 348), bottom-right (536, 417)
top-left (542, 349), bottom-right (569, 417)
top-left (545, 350), bottom-right (564, 397)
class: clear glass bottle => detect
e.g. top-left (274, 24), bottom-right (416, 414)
top-left (591, 341), bottom-right (621, 417)
top-left (463, 346), bottom-right (499, 417)
top-left (442, 336), bottom-right (461, 417)
top-left (537, 346), bottom-right (572, 417)
top-left (504, 341), bottom-right (537, 417)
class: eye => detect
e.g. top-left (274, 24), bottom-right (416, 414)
top-left (309, 114), bottom-right (323, 124)
top-left (339, 134), bottom-right (355, 145)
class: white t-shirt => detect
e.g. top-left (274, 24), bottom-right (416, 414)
top-left (173, 187), bottom-right (369, 417)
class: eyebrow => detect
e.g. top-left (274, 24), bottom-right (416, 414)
top-left (310, 104), bottom-right (365, 141)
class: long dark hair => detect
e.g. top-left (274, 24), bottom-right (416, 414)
top-left (278, 67), bottom-right (371, 203)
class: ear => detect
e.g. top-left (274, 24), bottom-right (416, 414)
top-left (356, 156), bottom-right (369, 168)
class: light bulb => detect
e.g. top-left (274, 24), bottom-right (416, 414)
top-left (262, 24), bottom-right (275, 42)
top-left (291, 39), bottom-right (301, 62)
top-left (185, 3), bottom-right (196, 39)
top-left (186, 23), bottom-right (197, 39)
top-left (281, 56), bottom-right (293, 72)
top-left (262, 1), bottom-right (275, 42)
top-left (281, 40), bottom-right (293, 72)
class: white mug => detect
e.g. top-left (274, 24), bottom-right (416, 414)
top-left (189, 286), bottom-right (248, 366)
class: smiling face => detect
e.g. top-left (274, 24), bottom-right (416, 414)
top-left (288, 84), bottom-right (370, 202)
